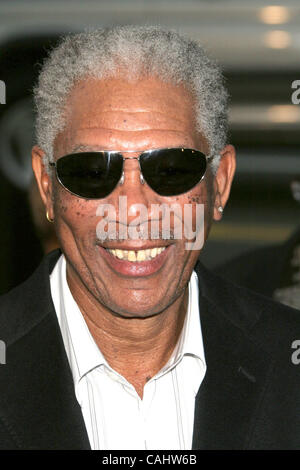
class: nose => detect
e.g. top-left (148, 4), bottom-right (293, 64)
top-left (118, 157), bottom-right (152, 219)
top-left (105, 155), bottom-right (162, 237)
top-left (119, 157), bottom-right (145, 186)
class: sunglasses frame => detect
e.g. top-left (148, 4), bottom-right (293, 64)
top-left (49, 147), bottom-right (214, 199)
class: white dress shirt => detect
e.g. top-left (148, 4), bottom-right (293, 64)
top-left (50, 254), bottom-right (206, 450)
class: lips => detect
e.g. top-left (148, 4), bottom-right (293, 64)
top-left (98, 244), bottom-right (172, 277)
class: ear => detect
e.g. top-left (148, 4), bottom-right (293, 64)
top-left (213, 144), bottom-right (236, 221)
top-left (31, 145), bottom-right (55, 221)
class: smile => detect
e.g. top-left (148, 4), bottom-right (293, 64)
top-left (106, 247), bottom-right (166, 262)
top-left (99, 244), bottom-right (172, 277)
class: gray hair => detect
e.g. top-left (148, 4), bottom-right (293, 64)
top-left (33, 25), bottom-right (228, 173)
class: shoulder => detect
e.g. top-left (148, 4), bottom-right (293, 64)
top-left (0, 250), bottom-right (61, 347)
top-left (196, 260), bottom-right (300, 350)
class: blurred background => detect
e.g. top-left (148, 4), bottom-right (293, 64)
top-left (0, 0), bottom-right (299, 294)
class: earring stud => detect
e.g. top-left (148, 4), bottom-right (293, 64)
top-left (46, 211), bottom-right (54, 223)
top-left (218, 206), bottom-right (223, 213)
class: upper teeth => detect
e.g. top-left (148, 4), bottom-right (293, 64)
top-left (107, 247), bottom-right (166, 262)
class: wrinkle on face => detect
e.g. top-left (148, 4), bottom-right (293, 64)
top-left (54, 76), bottom-right (204, 159)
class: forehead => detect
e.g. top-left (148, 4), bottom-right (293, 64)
top-left (66, 76), bottom-right (195, 123)
top-left (55, 76), bottom-right (201, 154)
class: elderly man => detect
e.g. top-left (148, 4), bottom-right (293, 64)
top-left (0, 26), bottom-right (299, 450)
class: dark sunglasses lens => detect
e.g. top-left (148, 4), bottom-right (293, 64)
top-left (56, 152), bottom-right (123, 198)
top-left (140, 148), bottom-right (207, 196)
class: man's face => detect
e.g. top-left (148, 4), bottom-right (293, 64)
top-left (33, 76), bottom-right (234, 318)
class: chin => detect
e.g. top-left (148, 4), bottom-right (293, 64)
top-left (103, 297), bottom-right (169, 319)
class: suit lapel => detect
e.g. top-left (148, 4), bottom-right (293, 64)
top-left (0, 250), bottom-right (90, 449)
top-left (192, 265), bottom-right (275, 449)
top-left (0, 312), bottom-right (90, 449)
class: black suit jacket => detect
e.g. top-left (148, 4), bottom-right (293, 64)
top-left (0, 249), bottom-right (300, 449)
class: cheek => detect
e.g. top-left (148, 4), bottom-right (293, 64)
top-left (187, 193), bottom-right (203, 204)
top-left (180, 184), bottom-right (212, 229)
top-left (177, 183), bottom-right (214, 249)
top-left (52, 186), bottom-right (99, 242)
top-left (187, 178), bottom-right (212, 205)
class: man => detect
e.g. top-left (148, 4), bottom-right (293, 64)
top-left (215, 177), bottom-right (300, 311)
top-left (0, 26), bottom-right (299, 450)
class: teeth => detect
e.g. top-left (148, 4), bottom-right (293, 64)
top-left (151, 248), bottom-right (157, 258)
top-left (128, 250), bottom-right (136, 262)
top-left (137, 250), bottom-right (146, 261)
top-left (107, 246), bottom-right (166, 262)
top-left (115, 249), bottom-right (124, 259)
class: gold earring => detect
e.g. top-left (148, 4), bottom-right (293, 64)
top-left (46, 211), bottom-right (54, 223)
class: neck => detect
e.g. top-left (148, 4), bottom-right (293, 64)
top-left (66, 265), bottom-right (188, 398)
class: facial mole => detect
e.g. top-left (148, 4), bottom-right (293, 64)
top-left (188, 195), bottom-right (202, 204)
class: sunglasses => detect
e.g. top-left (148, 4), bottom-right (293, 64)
top-left (49, 147), bottom-right (213, 199)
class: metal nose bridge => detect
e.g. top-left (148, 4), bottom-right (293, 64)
top-left (119, 154), bottom-right (145, 185)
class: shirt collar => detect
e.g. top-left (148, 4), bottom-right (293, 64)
top-left (156, 270), bottom-right (206, 377)
top-left (50, 254), bottom-right (206, 384)
top-left (50, 255), bottom-right (107, 386)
